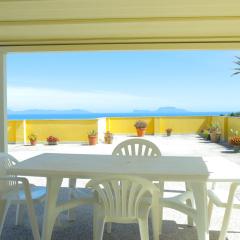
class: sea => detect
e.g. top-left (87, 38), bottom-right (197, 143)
top-left (8, 112), bottom-right (228, 120)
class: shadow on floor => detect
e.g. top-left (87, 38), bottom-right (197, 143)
top-left (2, 188), bottom-right (223, 240)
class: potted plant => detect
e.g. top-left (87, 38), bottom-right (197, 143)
top-left (104, 131), bottom-right (113, 144)
top-left (47, 136), bottom-right (59, 145)
top-left (209, 123), bottom-right (221, 143)
top-left (230, 129), bottom-right (240, 152)
top-left (202, 129), bottom-right (210, 140)
top-left (28, 134), bottom-right (37, 146)
top-left (166, 128), bottom-right (172, 136)
top-left (88, 130), bottom-right (98, 145)
top-left (134, 120), bottom-right (147, 137)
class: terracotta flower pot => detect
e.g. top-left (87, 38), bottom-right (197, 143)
top-left (136, 128), bottom-right (146, 137)
top-left (166, 130), bottom-right (172, 136)
top-left (210, 132), bottom-right (221, 143)
top-left (88, 135), bottom-right (97, 145)
top-left (30, 140), bottom-right (37, 146)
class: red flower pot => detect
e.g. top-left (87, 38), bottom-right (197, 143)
top-left (30, 140), bottom-right (37, 146)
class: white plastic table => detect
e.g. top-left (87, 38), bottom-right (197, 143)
top-left (8, 153), bottom-right (211, 240)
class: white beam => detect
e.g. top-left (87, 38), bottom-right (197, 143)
top-left (0, 51), bottom-right (7, 153)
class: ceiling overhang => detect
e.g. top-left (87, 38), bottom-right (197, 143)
top-left (1, 0), bottom-right (240, 50)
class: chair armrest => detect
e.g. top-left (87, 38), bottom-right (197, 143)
top-left (0, 176), bottom-right (32, 199)
top-left (0, 176), bottom-right (41, 239)
top-left (0, 176), bottom-right (29, 184)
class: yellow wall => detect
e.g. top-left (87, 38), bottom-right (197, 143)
top-left (107, 117), bottom-right (154, 135)
top-left (8, 120), bottom-right (24, 143)
top-left (26, 119), bottom-right (97, 143)
top-left (7, 116), bottom-right (240, 143)
top-left (228, 117), bottom-right (240, 139)
top-left (107, 116), bottom-right (211, 135)
top-left (211, 116), bottom-right (228, 140)
top-left (158, 116), bottom-right (212, 134)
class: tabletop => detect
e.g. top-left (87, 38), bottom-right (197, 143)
top-left (204, 156), bottom-right (240, 182)
top-left (7, 153), bottom-right (210, 181)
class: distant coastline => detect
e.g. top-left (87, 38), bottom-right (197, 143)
top-left (8, 111), bottom-right (228, 120)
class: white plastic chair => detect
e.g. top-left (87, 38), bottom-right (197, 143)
top-left (0, 153), bottom-right (46, 240)
top-left (86, 175), bottom-right (160, 240)
top-left (112, 138), bottom-right (195, 230)
top-left (208, 182), bottom-right (240, 240)
top-left (69, 138), bottom-right (162, 222)
top-left (112, 138), bottom-right (161, 157)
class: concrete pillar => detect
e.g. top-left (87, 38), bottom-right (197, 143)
top-left (97, 117), bottom-right (106, 143)
top-left (0, 51), bottom-right (7, 153)
top-left (23, 120), bottom-right (27, 145)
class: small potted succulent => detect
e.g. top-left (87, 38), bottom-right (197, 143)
top-left (88, 130), bottom-right (98, 145)
top-left (230, 129), bottom-right (240, 152)
top-left (209, 123), bottom-right (221, 143)
top-left (28, 134), bottom-right (37, 146)
top-left (47, 136), bottom-right (59, 145)
top-left (166, 128), bottom-right (172, 136)
top-left (134, 120), bottom-right (147, 137)
top-left (104, 131), bottom-right (113, 144)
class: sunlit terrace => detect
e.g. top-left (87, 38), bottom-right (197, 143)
top-left (5, 130), bottom-right (240, 240)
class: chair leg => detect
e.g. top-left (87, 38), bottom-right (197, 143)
top-left (218, 206), bottom-right (233, 240)
top-left (158, 180), bottom-right (164, 234)
top-left (207, 201), bottom-right (213, 228)
top-left (0, 200), bottom-right (9, 236)
top-left (138, 217), bottom-right (149, 240)
top-left (106, 222), bottom-right (112, 233)
top-left (93, 204), bottom-right (105, 240)
top-left (218, 183), bottom-right (239, 240)
top-left (68, 178), bottom-right (77, 221)
top-left (15, 204), bottom-right (24, 225)
top-left (185, 182), bottom-right (194, 226)
top-left (94, 216), bottom-right (105, 240)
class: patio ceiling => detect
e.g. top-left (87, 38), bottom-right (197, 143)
top-left (1, 0), bottom-right (240, 152)
top-left (0, 0), bottom-right (240, 49)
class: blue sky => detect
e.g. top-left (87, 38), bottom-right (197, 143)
top-left (6, 50), bottom-right (240, 112)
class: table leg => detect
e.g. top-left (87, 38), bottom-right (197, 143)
top-left (190, 182), bottom-right (209, 240)
top-left (68, 178), bottom-right (77, 221)
top-left (185, 182), bottom-right (194, 226)
top-left (41, 177), bottom-right (62, 240)
top-left (158, 181), bottom-right (164, 234)
top-left (152, 190), bottom-right (160, 240)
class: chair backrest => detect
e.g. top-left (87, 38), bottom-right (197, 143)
top-left (112, 139), bottom-right (161, 157)
top-left (86, 175), bottom-right (159, 219)
top-left (0, 153), bottom-right (19, 195)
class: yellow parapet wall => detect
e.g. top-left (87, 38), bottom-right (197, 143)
top-left (7, 116), bottom-right (240, 143)
top-left (228, 117), bottom-right (240, 139)
top-left (157, 116), bottom-right (212, 134)
top-left (106, 117), bottom-right (154, 135)
top-left (107, 116), bottom-right (212, 135)
top-left (24, 119), bottom-right (97, 143)
top-left (8, 119), bottom-right (99, 143)
top-left (8, 120), bottom-right (24, 143)
top-left (211, 116), bottom-right (228, 140)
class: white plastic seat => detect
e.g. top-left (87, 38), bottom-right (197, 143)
top-left (86, 175), bottom-right (160, 240)
top-left (208, 182), bottom-right (240, 240)
top-left (69, 138), bottom-right (162, 221)
top-left (111, 138), bottom-right (195, 231)
top-left (112, 138), bottom-right (161, 157)
top-left (0, 153), bottom-right (47, 240)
